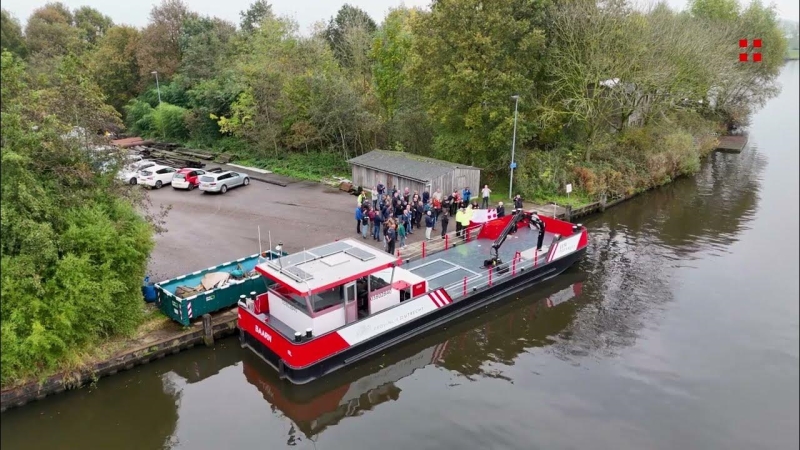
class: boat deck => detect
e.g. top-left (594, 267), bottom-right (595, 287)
top-left (404, 226), bottom-right (557, 290)
top-left (257, 226), bottom-right (560, 341)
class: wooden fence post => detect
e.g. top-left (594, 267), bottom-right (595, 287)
top-left (202, 314), bottom-right (214, 347)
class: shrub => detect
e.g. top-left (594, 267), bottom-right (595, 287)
top-left (150, 102), bottom-right (189, 142)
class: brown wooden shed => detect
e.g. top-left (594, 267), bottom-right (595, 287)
top-left (347, 150), bottom-right (481, 197)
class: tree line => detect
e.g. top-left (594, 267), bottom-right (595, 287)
top-left (0, 0), bottom-right (787, 384)
top-left (1, 0), bottom-right (789, 197)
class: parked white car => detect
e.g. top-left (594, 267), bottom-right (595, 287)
top-left (117, 159), bottom-right (156, 185)
top-left (137, 164), bottom-right (177, 189)
top-left (198, 171), bottom-right (250, 194)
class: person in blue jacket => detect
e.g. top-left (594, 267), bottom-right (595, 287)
top-left (355, 206), bottom-right (363, 234)
top-left (462, 186), bottom-right (472, 206)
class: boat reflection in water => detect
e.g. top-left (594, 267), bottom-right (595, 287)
top-left (243, 272), bottom-right (586, 439)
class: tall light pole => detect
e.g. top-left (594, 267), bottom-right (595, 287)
top-left (151, 71), bottom-right (161, 105)
top-left (509, 94), bottom-right (520, 200)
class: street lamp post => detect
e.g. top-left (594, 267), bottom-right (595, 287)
top-left (509, 94), bottom-right (520, 200)
top-left (151, 71), bottom-right (161, 105)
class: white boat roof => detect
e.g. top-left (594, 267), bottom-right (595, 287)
top-left (255, 239), bottom-right (397, 295)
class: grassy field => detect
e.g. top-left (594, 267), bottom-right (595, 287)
top-left (236, 151), bottom-right (350, 182)
top-left (787, 48), bottom-right (799, 60)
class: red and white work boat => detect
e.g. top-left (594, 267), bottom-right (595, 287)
top-left (238, 209), bottom-right (588, 384)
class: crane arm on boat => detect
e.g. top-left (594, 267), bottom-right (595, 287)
top-left (484, 209), bottom-right (527, 269)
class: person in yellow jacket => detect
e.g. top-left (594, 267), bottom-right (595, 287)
top-left (357, 190), bottom-right (365, 206)
top-left (455, 208), bottom-right (465, 238)
top-left (458, 206), bottom-right (471, 240)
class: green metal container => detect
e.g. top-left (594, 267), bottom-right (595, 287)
top-left (154, 251), bottom-right (285, 326)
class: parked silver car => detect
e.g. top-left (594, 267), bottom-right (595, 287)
top-left (198, 171), bottom-right (250, 194)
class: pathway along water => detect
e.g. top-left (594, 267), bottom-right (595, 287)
top-left (2, 63), bottom-right (797, 450)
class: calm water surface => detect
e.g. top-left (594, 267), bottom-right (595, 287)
top-left (2, 63), bottom-right (797, 450)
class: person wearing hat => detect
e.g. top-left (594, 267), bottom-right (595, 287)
top-left (530, 210), bottom-right (546, 251)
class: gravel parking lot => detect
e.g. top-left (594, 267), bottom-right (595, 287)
top-left (145, 176), bottom-right (428, 280)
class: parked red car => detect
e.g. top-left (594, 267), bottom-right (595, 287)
top-left (172, 168), bottom-right (207, 190)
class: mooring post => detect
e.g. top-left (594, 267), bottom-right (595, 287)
top-left (600, 193), bottom-right (607, 212)
top-left (566, 205), bottom-right (573, 222)
top-left (422, 241), bottom-right (426, 258)
top-left (202, 314), bottom-right (214, 347)
top-left (445, 234), bottom-right (449, 250)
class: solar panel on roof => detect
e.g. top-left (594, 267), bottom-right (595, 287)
top-left (284, 266), bottom-right (314, 282)
top-left (270, 251), bottom-right (316, 268)
top-left (345, 247), bottom-right (376, 261)
top-left (310, 241), bottom-right (352, 258)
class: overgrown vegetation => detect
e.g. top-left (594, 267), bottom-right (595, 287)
top-left (0, 0), bottom-right (789, 384)
top-left (0, 50), bottom-right (157, 386)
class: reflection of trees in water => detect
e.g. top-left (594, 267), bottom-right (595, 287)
top-left (0, 368), bottom-right (182, 450)
top-left (0, 344), bottom-right (248, 450)
top-left (598, 149), bottom-right (765, 256)
top-left (545, 149), bottom-right (765, 361)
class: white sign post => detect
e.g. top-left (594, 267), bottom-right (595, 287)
top-left (565, 183), bottom-right (573, 201)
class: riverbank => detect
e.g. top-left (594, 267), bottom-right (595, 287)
top-left (0, 138), bottom-right (745, 412)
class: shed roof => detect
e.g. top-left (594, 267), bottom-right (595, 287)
top-left (347, 150), bottom-right (479, 183)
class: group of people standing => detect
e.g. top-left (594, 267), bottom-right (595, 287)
top-left (354, 181), bottom-right (526, 255)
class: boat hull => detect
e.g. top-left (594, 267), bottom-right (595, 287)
top-left (240, 245), bottom-right (586, 384)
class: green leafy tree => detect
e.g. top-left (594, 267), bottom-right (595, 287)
top-left (240, 0), bottom-right (274, 34)
top-left (1, 9), bottom-right (27, 58)
top-left (24, 2), bottom-right (83, 56)
top-left (1, 51), bottom-right (154, 385)
top-left (324, 4), bottom-right (377, 70)
top-left (136, 0), bottom-right (197, 82)
top-left (89, 25), bottom-right (141, 113)
top-left (688, 0), bottom-right (740, 21)
top-left (73, 6), bottom-right (114, 46)
top-left (410, 0), bottom-right (549, 169)
top-left (179, 16), bottom-right (236, 84)
top-left (372, 7), bottom-right (432, 153)
top-left (371, 7), bottom-right (415, 118)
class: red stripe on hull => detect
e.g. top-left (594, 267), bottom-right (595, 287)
top-left (428, 289), bottom-right (453, 309)
top-left (238, 308), bottom-right (350, 368)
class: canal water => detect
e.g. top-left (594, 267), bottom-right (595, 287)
top-left (2, 63), bottom-right (797, 450)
